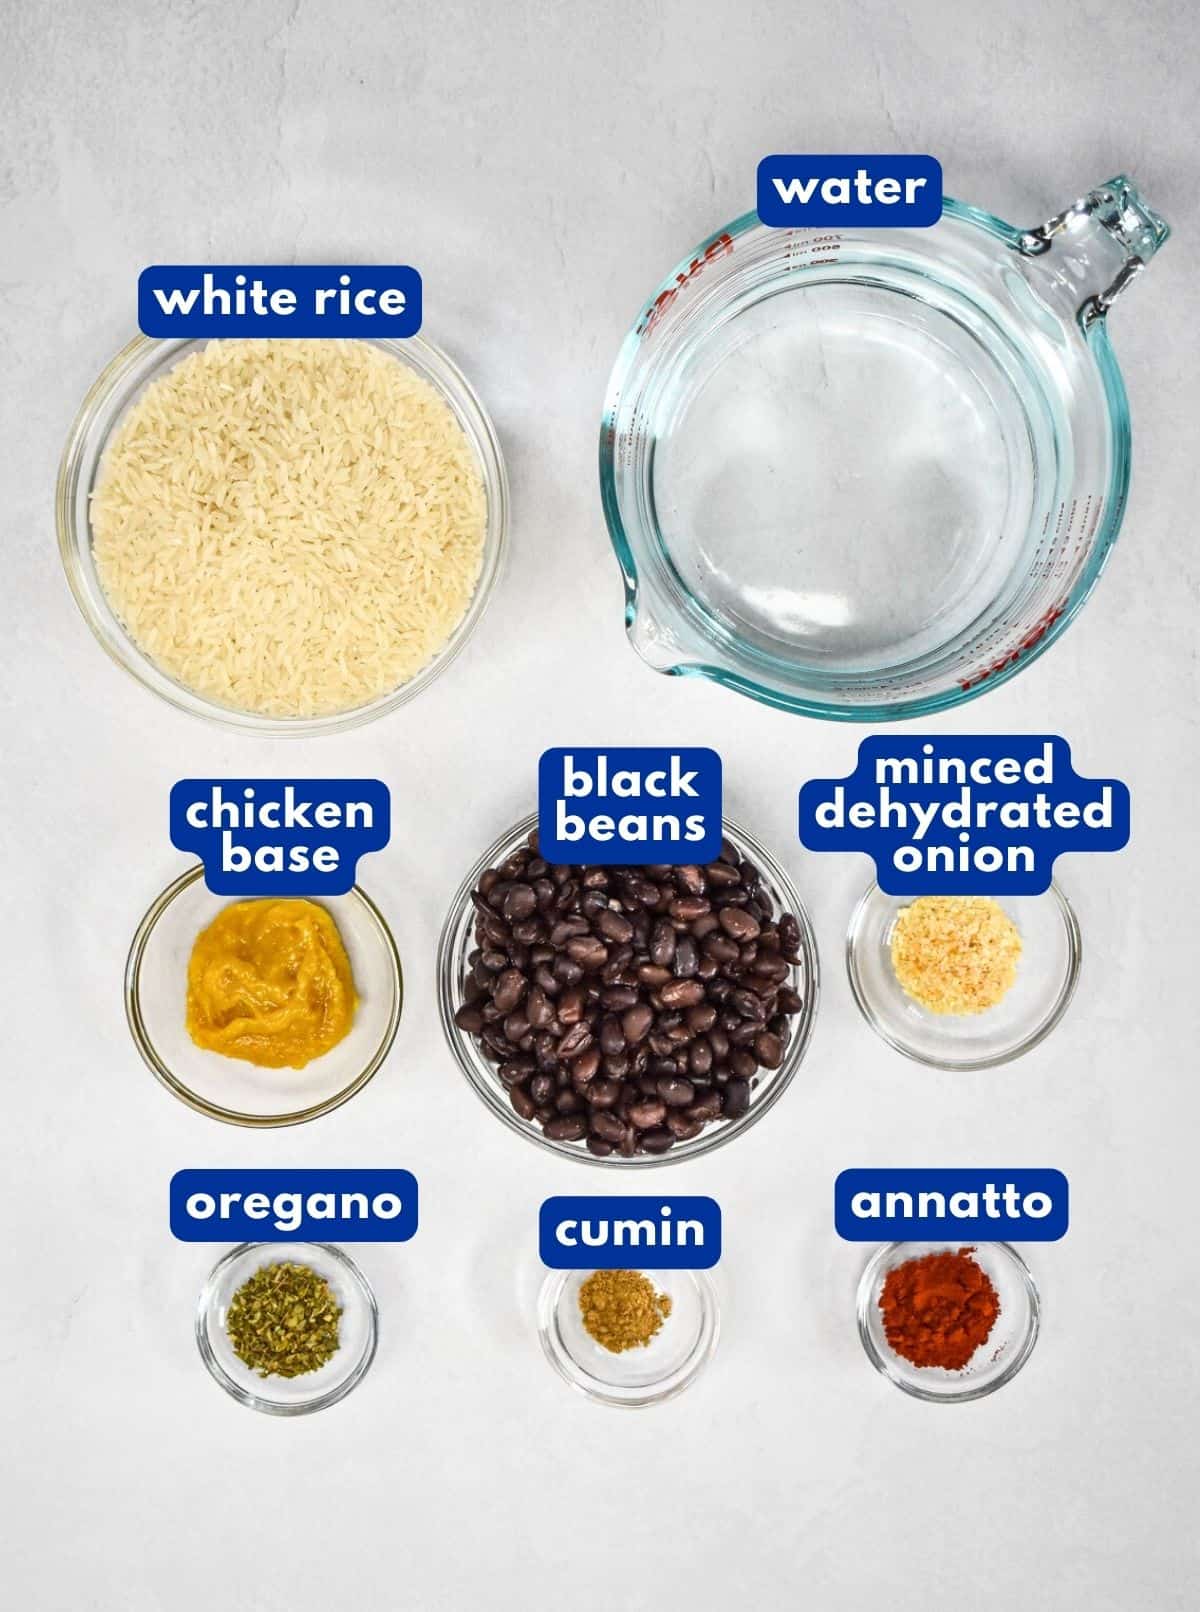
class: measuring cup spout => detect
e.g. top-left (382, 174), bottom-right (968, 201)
top-left (1019, 175), bottom-right (1169, 325)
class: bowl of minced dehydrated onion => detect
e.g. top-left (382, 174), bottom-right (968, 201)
top-left (845, 885), bottom-right (1081, 1069)
top-left (58, 334), bottom-right (508, 733)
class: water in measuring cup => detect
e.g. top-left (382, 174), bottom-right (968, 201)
top-left (653, 283), bottom-right (1037, 674)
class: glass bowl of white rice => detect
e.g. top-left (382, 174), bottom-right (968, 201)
top-left (57, 334), bottom-right (508, 733)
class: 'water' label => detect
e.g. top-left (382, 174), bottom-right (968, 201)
top-left (138, 265), bottom-right (422, 337)
top-left (539, 1196), bottom-right (721, 1268)
top-left (538, 748), bottom-right (722, 865)
top-left (835, 1169), bottom-right (1068, 1241)
top-left (171, 1169), bottom-right (418, 1241)
top-left (798, 735), bottom-right (1128, 894)
top-left (757, 155), bottom-right (942, 227)
top-left (171, 778), bottom-right (390, 895)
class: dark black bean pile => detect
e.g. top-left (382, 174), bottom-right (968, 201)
top-left (454, 830), bottom-right (808, 1156)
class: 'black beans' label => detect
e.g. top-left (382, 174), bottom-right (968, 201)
top-left (538, 748), bottom-right (721, 865)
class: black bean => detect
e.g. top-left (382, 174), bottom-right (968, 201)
top-left (666, 1113), bottom-right (703, 1141)
top-left (556, 1023), bottom-right (594, 1059)
top-left (723, 1078), bottom-right (752, 1119)
top-left (673, 935), bottom-right (699, 978)
top-left (510, 1085), bottom-right (537, 1121)
top-left (650, 918), bottom-right (676, 967)
top-left (572, 1048), bottom-right (601, 1084)
top-left (599, 1016), bottom-right (626, 1056)
top-left (544, 1115), bottom-right (587, 1142)
top-left (566, 936), bottom-right (608, 971)
top-left (687, 1090), bottom-right (722, 1122)
top-left (659, 978), bottom-right (705, 1009)
top-left (658, 1077), bottom-right (695, 1107)
top-left (597, 908), bottom-right (634, 944)
top-left (591, 1110), bottom-right (627, 1144)
top-left (638, 1128), bottom-right (675, 1154)
top-left (454, 1004), bottom-right (484, 1033)
top-left (492, 969), bottom-right (527, 1014)
top-left (627, 1099), bottom-right (667, 1128)
top-left (503, 1011), bottom-right (530, 1042)
top-left (754, 1031), bottom-right (783, 1069)
top-left (621, 1002), bottom-right (653, 1044)
top-left (502, 883), bottom-right (537, 922)
top-left (529, 1073), bottom-right (556, 1106)
top-left (719, 906), bottom-right (761, 942)
top-left (525, 986), bottom-right (554, 1028)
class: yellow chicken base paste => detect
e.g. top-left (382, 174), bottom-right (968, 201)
top-left (186, 899), bottom-right (358, 1069)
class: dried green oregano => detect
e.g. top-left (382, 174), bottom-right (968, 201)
top-left (226, 1261), bottom-right (341, 1379)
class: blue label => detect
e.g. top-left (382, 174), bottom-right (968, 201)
top-left (538, 748), bottom-right (722, 865)
top-left (170, 779), bottom-right (390, 895)
top-left (171, 1170), bottom-right (418, 1241)
top-left (138, 265), bottom-right (422, 337)
top-left (539, 1196), bottom-right (721, 1269)
top-left (798, 736), bottom-right (1128, 895)
top-left (835, 1169), bottom-right (1068, 1241)
top-left (757, 155), bottom-right (942, 227)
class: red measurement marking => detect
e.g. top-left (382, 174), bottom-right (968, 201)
top-left (637, 234), bottom-right (735, 338)
top-left (958, 601), bottom-right (1068, 692)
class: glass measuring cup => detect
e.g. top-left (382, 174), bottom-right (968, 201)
top-left (600, 176), bottom-right (1168, 720)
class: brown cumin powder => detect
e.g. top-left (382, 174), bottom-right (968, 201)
top-left (579, 1269), bottom-right (672, 1353)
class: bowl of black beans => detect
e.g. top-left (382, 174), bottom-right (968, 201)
top-left (437, 813), bottom-right (819, 1163)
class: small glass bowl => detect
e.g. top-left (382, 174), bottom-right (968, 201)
top-left (196, 1243), bottom-right (379, 1415)
top-left (437, 813), bottom-right (819, 1165)
top-left (857, 1241), bottom-right (1040, 1402)
top-left (57, 333), bottom-right (508, 734)
top-left (127, 866), bottom-right (403, 1126)
top-left (538, 1269), bottom-right (719, 1407)
top-left (846, 882), bottom-right (1081, 1069)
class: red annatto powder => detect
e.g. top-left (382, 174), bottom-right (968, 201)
top-left (879, 1247), bottom-right (1001, 1370)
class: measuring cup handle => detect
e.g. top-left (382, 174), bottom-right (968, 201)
top-left (1019, 175), bottom-right (1170, 324)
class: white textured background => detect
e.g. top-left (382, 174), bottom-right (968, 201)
top-left (2, 2), bottom-right (1198, 1608)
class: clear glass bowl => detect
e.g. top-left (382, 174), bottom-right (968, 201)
top-left (126, 866), bottom-right (402, 1126)
top-left (601, 176), bottom-right (1168, 720)
top-left (57, 333), bottom-right (509, 734)
top-left (845, 882), bottom-right (1080, 1069)
top-left (538, 1269), bottom-right (719, 1407)
top-left (196, 1242), bottom-right (379, 1415)
top-left (437, 813), bottom-right (819, 1165)
top-left (857, 1241), bottom-right (1040, 1402)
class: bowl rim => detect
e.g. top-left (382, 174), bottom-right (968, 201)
top-left (537, 1268), bottom-right (720, 1408)
top-left (195, 1241), bottom-right (379, 1416)
top-left (56, 331), bottom-right (509, 736)
top-left (845, 880), bottom-right (1082, 1070)
top-left (436, 811), bottom-right (820, 1166)
top-left (855, 1239), bottom-right (1041, 1403)
top-left (126, 865), bottom-right (403, 1127)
